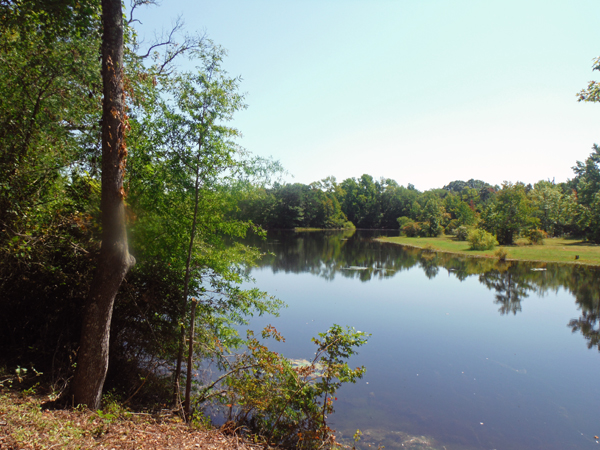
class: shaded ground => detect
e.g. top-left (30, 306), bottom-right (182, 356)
top-left (0, 391), bottom-right (260, 450)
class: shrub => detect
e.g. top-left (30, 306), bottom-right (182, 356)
top-left (455, 226), bottom-right (470, 241)
top-left (396, 216), bottom-right (413, 230)
top-left (215, 325), bottom-right (369, 449)
top-left (420, 221), bottom-right (443, 237)
top-left (468, 229), bottom-right (498, 250)
top-left (495, 248), bottom-right (508, 261)
top-left (402, 221), bottom-right (421, 237)
top-left (445, 219), bottom-right (459, 235)
top-left (525, 228), bottom-right (546, 245)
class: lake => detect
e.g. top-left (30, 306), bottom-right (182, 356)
top-left (241, 229), bottom-right (600, 450)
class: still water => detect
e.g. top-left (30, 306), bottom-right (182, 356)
top-left (241, 230), bottom-right (600, 450)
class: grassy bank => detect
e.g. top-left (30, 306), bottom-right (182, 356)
top-left (377, 235), bottom-right (600, 266)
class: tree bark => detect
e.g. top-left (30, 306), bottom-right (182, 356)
top-left (70, 0), bottom-right (134, 409)
top-left (184, 297), bottom-right (197, 419)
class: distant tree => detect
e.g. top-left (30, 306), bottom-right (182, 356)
top-left (443, 179), bottom-right (491, 193)
top-left (339, 175), bottom-right (381, 228)
top-left (271, 183), bottom-right (307, 228)
top-left (417, 195), bottom-right (446, 237)
top-left (577, 56), bottom-right (600, 104)
top-left (572, 57), bottom-right (600, 242)
top-left (480, 182), bottom-right (537, 245)
top-left (444, 194), bottom-right (477, 227)
top-left (305, 183), bottom-right (347, 228)
top-left (528, 180), bottom-right (576, 236)
top-left (572, 145), bottom-right (600, 208)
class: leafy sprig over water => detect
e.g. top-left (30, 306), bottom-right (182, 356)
top-left (206, 325), bottom-right (368, 449)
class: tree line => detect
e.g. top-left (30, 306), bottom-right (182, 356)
top-left (236, 145), bottom-right (600, 245)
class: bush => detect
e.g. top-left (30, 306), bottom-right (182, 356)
top-left (495, 248), bottom-right (508, 261)
top-left (455, 226), bottom-right (470, 241)
top-left (396, 216), bottom-right (413, 230)
top-left (525, 228), bottom-right (546, 245)
top-left (420, 221), bottom-right (443, 237)
top-left (402, 221), bottom-right (421, 237)
top-left (468, 229), bottom-right (498, 250)
top-left (445, 219), bottom-right (459, 235)
top-left (218, 325), bottom-right (368, 448)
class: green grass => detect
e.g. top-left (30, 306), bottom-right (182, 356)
top-left (378, 235), bottom-right (600, 266)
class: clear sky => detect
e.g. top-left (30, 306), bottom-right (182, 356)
top-left (132, 0), bottom-right (600, 191)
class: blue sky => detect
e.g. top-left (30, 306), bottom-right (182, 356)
top-left (132, 0), bottom-right (600, 191)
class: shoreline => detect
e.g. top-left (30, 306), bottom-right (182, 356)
top-left (376, 236), bottom-right (600, 267)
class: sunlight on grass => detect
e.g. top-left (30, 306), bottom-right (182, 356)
top-left (379, 236), bottom-right (600, 266)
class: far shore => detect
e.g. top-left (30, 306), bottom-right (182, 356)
top-left (376, 235), bottom-right (600, 267)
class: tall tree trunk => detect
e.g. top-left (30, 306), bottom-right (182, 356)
top-left (184, 297), bottom-right (197, 419)
top-left (178, 160), bottom-right (202, 419)
top-left (70, 0), bottom-right (134, 409)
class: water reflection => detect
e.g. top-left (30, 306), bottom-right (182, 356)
top-left (246, 230), bottom-right (600, 351)
top-left (242, 230), bottom-right (600, 449)
top-left (479, 271), bottom-right (530, 315)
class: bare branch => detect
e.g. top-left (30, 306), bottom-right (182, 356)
top-left (133, 15), bottom-right (207, 75)
top-left (128, 0), bottom-right (159, 25)
top-left (138, 17), bottom-right (183, 59)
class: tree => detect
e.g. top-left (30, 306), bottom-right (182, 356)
top-left (0, 0), bottom-right (103, 384)
top-left (0, 0), bottom-right (101, 243)
top-left (577, 56), bottom-right (600, 104)
top-left (339, 175), bottom-right (380, 228)
top-left (444, 194), bottom-right (477, 227)
top-left (71, 0), bottom-right (135, 409)
top-left (121, 42), bottom-right (283, 415)
top-left (480, 182), bottom-right (536, 245)
top-left (417, 195), bottom-right (446, 237)
top-left (528, 180), bottom-right (576, 236)
top-left (165, 47), bottom-right (249, 416)
top-left (572, 145), bottom-right (600, 207)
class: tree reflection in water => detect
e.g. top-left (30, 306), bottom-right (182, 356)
top-left (243, 230), bottom-right (600, 352)
top-left (479, 271), bottom-right (532, 315)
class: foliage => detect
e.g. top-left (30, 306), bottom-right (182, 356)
top-left (403, 221), bottom-right (421, 237)
top-left (339, 175), bottom-right (382, 228)
top-left (416, 195), bottom-right (446, 237)
top-left (237, 181), bottom-right (348, 229)
top-left (397, 216), bottom-right (413, 230)
top-left (527, 181), bottom-right (569, 236)
top-left (570, 146), bottom-right (600, 242)
top-left (444, 193), bottom-right (477, 227)
top-left (0, 0), bottom-right (102, 375)
top-left (123, 41), bottom-right (285, 410)
top-left (577, 56), bottom-right (600, 104)
top-left (455, 225), bottom-right (470, 241)
top-left (468, 229), bottom-right (498, 251)
top-left (0, 0), bottom-right (285, 408)
top-left (217, 325), bottom-right (368, 448)
top-left (525, 228), bottom-right (547, 245)
top-left (480, 182), bottom-right (537, 245)
top-left (494, 248), bottom-right (508, 261)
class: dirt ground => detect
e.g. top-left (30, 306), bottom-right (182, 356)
top-left (0, 391), bottom-right (262, 450)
